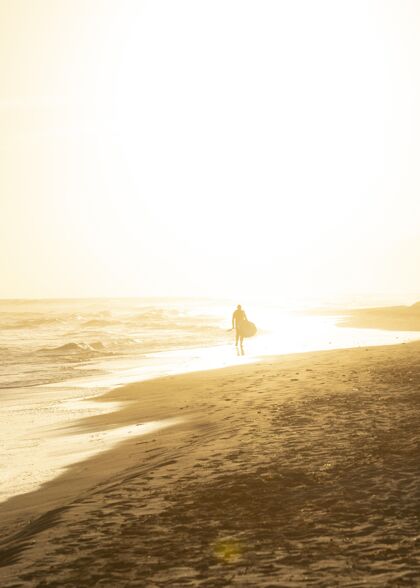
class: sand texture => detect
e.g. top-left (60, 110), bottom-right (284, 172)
top-left (1, 342), bottom-right (419, 587)
top-left (337, 302), bottom-right (420, 331)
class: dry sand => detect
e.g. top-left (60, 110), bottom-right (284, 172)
top-left (1, 341), bottom-right (419, 587)
top-left (337, 302), bottom-right (420, 332)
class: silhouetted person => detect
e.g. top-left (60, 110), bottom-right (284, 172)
top-left (232, 304), bottom-right (247, 353)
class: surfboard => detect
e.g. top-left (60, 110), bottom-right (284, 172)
top-left (241, 320), bottom-right (257, 338)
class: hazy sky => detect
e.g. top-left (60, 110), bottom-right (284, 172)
top-left (1, 0), bottom-right (419, 302)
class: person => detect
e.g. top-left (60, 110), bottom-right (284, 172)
top-left (232, 304), bottom-right (247, 351)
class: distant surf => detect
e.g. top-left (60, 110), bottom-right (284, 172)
top-left (0, 298), bottom-right (229, 390)
top-left (1, 297), bottom-right (419, 504)
top-left (2, 297), bottom-right (420, 391)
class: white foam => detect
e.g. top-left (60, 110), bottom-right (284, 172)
top-left (0, 416), bottom-right (182, 504)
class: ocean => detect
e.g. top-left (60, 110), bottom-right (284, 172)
top-left (0, 298), bottom-right (232, 390)
top-left (1, 297), bottom-right (419, 504)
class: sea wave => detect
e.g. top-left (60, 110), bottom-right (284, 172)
top-left (81, 319), bottom-right (117, 327)
top-left (0, 316), bottom-right (65, 330)
top-left (0, 305), bottom-right (223, 332)
top-left (36, 337), bottom-right (141, 356)
top-left (39, 342), bottom-right (102, 355)
top-left (0, 298), bottom-right (229, 389)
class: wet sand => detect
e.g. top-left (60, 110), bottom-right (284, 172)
top-left (1, 341), bottom-right (419, 587)
top-left (338, 302), bottom-right (420, 331)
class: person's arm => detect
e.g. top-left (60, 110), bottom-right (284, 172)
top-left (232, 312), bottom-right (236, 329)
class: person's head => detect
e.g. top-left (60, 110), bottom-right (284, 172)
top-left (237, 304), bottom-right (242, 310)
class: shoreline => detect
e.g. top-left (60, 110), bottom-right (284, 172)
top-left (5, 318), bottom-right (418, 509)
top-left (1, 329), bottom-right (418, 509)
top-left (1, 340), bottom-right (420, 585)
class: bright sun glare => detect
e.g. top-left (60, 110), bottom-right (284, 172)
top-left (0, 1), bottom-right (419, 300)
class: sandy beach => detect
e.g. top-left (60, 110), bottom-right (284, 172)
top-left (1, 341), bottom-right (419, 587)
top-left (3, 0), bottom-right (420, 585)
top-left (337, 303), bottom-right (420, 332)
